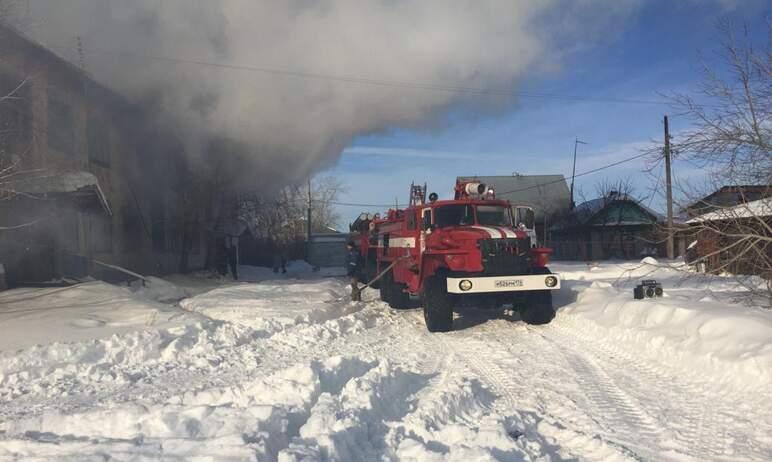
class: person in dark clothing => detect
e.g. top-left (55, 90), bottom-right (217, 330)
top-left (346, 241), bottom-right (363, 301)
top-left (272, 241), bottom-right (288, 274)
top-left (225, 235), bottom-right (238, 280)
top-left (215, 237), bottom-right (228, 276)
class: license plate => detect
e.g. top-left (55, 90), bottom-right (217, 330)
top-left (495, 279), bottom-right (523, 288)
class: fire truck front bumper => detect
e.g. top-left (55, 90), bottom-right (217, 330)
top-left (446, 274), bottom-right (561, 294)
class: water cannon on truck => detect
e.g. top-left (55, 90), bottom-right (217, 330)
top-left (350, 180), bottom-right (560, 332)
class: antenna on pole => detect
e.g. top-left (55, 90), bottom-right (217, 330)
top-left (569, 138), bottom-right (587, 209)
top-left (76, 36), bottom-right (86, 70)
top-left (306, 176), bottom-right (312, 242)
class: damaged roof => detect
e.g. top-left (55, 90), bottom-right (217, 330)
top-left (4, 170), bottom-right (112, 215)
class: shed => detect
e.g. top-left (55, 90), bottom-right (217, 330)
top-left (307, 233), bottom-right (350, 268)
top-left (683, 197), bottom-right (771, 278)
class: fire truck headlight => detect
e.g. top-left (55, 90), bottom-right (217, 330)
top-left (545, 276), bottom-right (558, 288)
top-left (459, 280), bottom-right (473, 291)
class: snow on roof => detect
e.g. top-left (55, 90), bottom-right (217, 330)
top-left (686, 197), bottom-right (772, 223)
top-left (13, 171), bottom-right (100, 194)
top-left (572, 193), bottom-right (663, 225)
top-left (7, 170), bottom-right (112, 215)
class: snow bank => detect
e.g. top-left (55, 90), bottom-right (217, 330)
top-left (0, 281), bottom-right (194, 352)
top-left (553, 260), bottom-right (772, 389)
top-left (1, 355), bottom-right (521, 461)
top-left (179, 278), bottom-right (352, 332)
top-left (0, 318), bottom-right (255, 403)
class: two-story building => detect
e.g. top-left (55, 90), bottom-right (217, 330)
top-left (0, 24), bottom-right (208, 287)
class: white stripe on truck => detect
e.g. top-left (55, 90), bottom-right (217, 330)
top-left (495, 226), bottom-right (518, 238)
top-left (470, 226), bottom-right (504, 239)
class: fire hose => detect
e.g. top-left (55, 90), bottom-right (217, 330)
top-left (358, 255), bottom-right (411, 292)
top-left (334, 254), bottom-right (412, 303)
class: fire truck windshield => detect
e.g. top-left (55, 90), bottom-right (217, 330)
top-left (435, 205), bottom-right (474, 228)
top-left (433, 204), bottom-right (512, 228)
top-left (476, 205), bottom-right (512, 226)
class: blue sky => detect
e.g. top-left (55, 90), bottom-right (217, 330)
top-left (322, 1), bottom-right (769, 228)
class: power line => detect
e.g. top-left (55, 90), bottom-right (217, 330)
top-left (53, 45), bottom-right (672, 106)
top-left (496, 150), bottom-right (652, 196)
top-left (327, 149), bottom-right (652, 209)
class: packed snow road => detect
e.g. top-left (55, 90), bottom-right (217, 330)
top-left (0, 261), bottom-right (770, 461)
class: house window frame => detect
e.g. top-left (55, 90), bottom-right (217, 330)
top-left (87, 111), bottom-right (111, 167)
top-left (47, 91), bottom-right (76, 155)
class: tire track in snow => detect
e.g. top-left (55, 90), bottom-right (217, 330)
top-left (547, 339), bottom-right (666, 458)
top-left (400, 312), bottom-right (641, 461)
top-left (399, 309), bottom-right (765, 461)
top-left (466, 320), bottom-right (655, 461)
top-left (542, 320), bottom-right (772, 461)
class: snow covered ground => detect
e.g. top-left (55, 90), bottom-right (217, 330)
top-left (0, 260), bottom-right (770, 461)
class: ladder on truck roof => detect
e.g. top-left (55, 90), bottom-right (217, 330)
top-left (409, 182), bottom-right (427, 207)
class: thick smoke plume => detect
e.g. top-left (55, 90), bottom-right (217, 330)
top-left (11, 0), bottom-right (637, 191)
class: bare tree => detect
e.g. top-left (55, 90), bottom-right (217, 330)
top-left (310, 176), bottom-right (345, 233)
top-left (668, 20), bottom-right (771, 184)
top-left (593, 178), bottom-right (637, 201)
top-left (663, 21), bottom-right (771, 296)
top-left (241, 175), bottom-right (345, 246)
top-left (0, 7), bottom-right (36, 221)
top-left (684, 198), bottom-right (771, 295)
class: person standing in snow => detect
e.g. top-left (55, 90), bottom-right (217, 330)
top-left (225, 235), bottom-right (239, 280)
top-left (346, 241), bottom-right (363, 301)
top-left (271, 239), bottom-right (287, 274)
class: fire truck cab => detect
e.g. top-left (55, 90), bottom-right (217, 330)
top-left (351, 181), bottom-right (560, 332)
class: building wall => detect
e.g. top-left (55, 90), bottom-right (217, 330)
top-left (0, 26), bottom-right (206, 284)
top-left (553, 225), bottom-right (663, 261)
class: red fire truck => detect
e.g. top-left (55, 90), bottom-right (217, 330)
top-left (350, 181), bottom-right (560, 332)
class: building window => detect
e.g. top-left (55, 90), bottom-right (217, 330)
top-left (47, 94), bottom-right (75, 154)
top-left (87, 113), bottom-right (110, 166)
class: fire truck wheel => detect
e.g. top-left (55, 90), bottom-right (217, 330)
top-left (422, 276), bottom-right (453, 332)
top-left (380, 270), bottom-right (393, 304)
top-left (521, 291), bottom-right (555, 325)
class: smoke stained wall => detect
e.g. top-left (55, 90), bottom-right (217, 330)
top-left (8, 0), bottom-right (640, 192)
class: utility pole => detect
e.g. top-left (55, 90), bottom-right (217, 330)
top-left (306, 177), bottom-right (312, 242)
top-left (569, 138), bottom-right (587, 209)
top-left (664, 115), bottom-right (674, 259)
